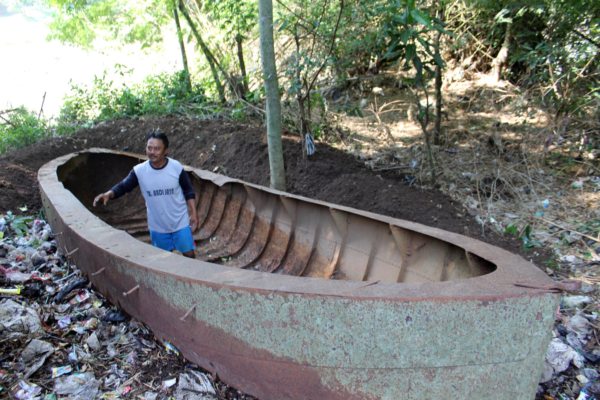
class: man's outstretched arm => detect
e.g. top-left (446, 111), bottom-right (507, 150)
top-left (93, 170), bottom-right (139, 207)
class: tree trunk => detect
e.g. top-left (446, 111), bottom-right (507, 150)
top-left (258, 0), bottom-right (286, 190)
top-left (293, 28), bottom-right (309, 137)
top-left (235, 33), bottom-right (249, 98)
top-left (491, 21), bottom-right (512, 82)
top-left (178, 0), bottom-right (226, 103)
top-left (172, 0), bottom-right (192, 92)
top-left (416, 89), bottom-right (436, 185)
top-left (433, 6), bottom-right (444, 145)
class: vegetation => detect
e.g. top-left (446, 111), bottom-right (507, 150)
top-left (1, 0), bottom-right (597, 171)
top-left (0, 107), bottom-right (49, 154)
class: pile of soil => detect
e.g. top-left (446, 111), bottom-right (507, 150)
top-left (0, 115), bottom-right (530, 261)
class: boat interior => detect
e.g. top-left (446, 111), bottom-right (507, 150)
top-left (58, 152), bottom-right (497, 283)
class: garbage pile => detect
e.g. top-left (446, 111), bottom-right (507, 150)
top-left (0, 213), bottom-right (255, 400)
top-left (1, 213), bottom-right (598, 399)
top-left (539, 291), bottom-right (600, 400)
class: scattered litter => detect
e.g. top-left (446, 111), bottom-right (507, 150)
top-left (566, 312), bottom-right (592, 342)
top-left (102, 309), bottom-right (128, 323)
top-left (57, 315), bottom-right (72, 329)
top-left (54, 372), bottom-right (100, 399)
top-left (20, 339), bottom-right (54, 378)
top-left (541, 338), bottom-right (585, 382)
top-left (51, 365), bottom-right (73, 378)
top-left (54, 277), bottom-right (88, 302)
top-left (86, 331), bottom-right (101, 351)
top-left (0, 286), bottom-right (22, 295)
top-left (13, 380), bottom-right (42, 400)
top-left (305, 133), bottom-right (316, 156)
top-left (571, 180), bottom-right (584, 189)
top-left (0, 299), bottom-right (43, 339)
top-left (164, 341), bottom-right (180, 356)
top-left (162, 377), bottom-right (177, 391)
top-left (562, 295), bottom-right (593, 309)
top-left (174, 370), bottom-right (217, 399)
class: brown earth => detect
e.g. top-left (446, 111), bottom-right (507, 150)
top-left (0, 114), bottom-right (537, 263)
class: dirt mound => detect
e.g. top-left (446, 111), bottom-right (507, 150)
top-left (0, 115), bottom-right (527, 259)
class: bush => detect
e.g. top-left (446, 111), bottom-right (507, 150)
top-left (58, 70), bottom-right (207, 125)
top-left (0, 107), bottom-right (49, 154)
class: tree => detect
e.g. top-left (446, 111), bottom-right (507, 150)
top-left (393, 0), bottom-right (449, 184)
top-left (203, 0), bottom-right (259, 99)
top-left (259, 0), bottom-right (286, 190)
top-left (177, 0), bottom-right (227, 103)
top-left (46, 0), bottom-right (170, 49)
top-left (171, 0), bottom-right (192, 92)
top-left (279, 0), bottom-right (344, 147)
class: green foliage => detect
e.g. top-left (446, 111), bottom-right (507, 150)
top-left (450, 0), bottom-right (599, 118)
top-left (504, 223), bottom-right (541, 249)
top-left (203, 0), bottom-right (258, 40)
top-left (0, 108), bottom-right (49, 154)
top-left (1, 211), bottom-right (34, 237)
top-left (46, 0), bottom-right (170, 49)
top-left (58, 70), bottom-right (207, 125)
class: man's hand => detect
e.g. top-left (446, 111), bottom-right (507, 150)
top-left (189, 214), bottom-right (198, 232)
top-left (187, 198), bottom-right (198, 232)
top-left (93, 191), bottom-right (114, 207)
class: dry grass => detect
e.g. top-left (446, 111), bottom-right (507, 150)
top-left (327, 71), bottom-right (599, 272)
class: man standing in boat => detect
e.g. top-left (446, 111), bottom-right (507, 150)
top-left (93, 131), bottom-right (198, 258)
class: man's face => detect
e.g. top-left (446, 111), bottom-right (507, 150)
top-left (146, 138), bottom-right (168, 165)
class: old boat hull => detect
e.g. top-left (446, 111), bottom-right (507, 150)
top-left (39, 149), bottom-right (558, 400)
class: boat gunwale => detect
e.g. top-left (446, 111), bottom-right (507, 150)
top-left (38, 148), bottom-right (555, 302)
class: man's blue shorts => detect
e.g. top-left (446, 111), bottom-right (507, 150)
top-left (150, 226), bottom-right (195, 253)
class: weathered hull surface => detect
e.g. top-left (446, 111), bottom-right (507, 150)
top-left (39, 148), bottom-right (558, 400)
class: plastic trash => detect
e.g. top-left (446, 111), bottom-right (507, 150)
top-left (142, 392), bottom-right (159, 400)
top-left (0, 286), bottom-right (22, 295)
top-left (174, 370), bottom-right (217, 399)
top-left (1, 267), bottom-right (32, 283)
top-left (0, 299), bottom-right (43, 339)
top-left (571, 180), bottom-right (584, 189)
top-left (20, 339), bottom-right (54, 378)
top-left (68, 289), bottom-right (90, 305)
top-left (68, 346), bottom-right (79, 362)
top-left (561, 296), bottom-right (593, 309)
top-left (54, 372), bottom-right (100, 399)
top-left (305, 133), bottom-right (316, 156)
top-left (541, 338), bottom-right (585, 382)
top-left (102, 310), bottom-right (128, 323)
top-left (542, 199), bottom-right (550, 208)
top-left (57, 315), bottom-right (72, 329)
top-left (164, 341), bottom-right (180, 356)
top-left (576, 381), bottom-right (598, 400)
top-left (86, 332), bottom-right (101, 351)
top-left (161, 378), bottom-right (177, 391)
top-left (51, 365), bottom-right (73, 378)
top-left (54, 277), bottom-right (88, 302)
top-left (13, 380), bottom-right (42, 400)
top-left (567, 312), bottom-right (592, 342)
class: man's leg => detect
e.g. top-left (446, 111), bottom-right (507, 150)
top-left (172, 226), bottom-right (196, 259)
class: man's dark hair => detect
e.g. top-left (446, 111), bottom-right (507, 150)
top-left (146, 130), bottom-right (169, 148)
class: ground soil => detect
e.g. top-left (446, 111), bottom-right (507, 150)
top-left (0, 114), bottom-right (533, 263)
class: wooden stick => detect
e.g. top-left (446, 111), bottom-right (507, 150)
top-left (122, 285), bottom-right (140, 297)
top-left (91, 267), bottom-right (106, 276)
top-left (65, 247), bottom-right (79, 256)
top-left (180, 304), bottom-right (197, 321)
top-left (537, 216), bottom-right (599, 243)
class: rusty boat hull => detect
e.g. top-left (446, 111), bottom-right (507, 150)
top-left (38, 148), bottom-right (558, 400)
